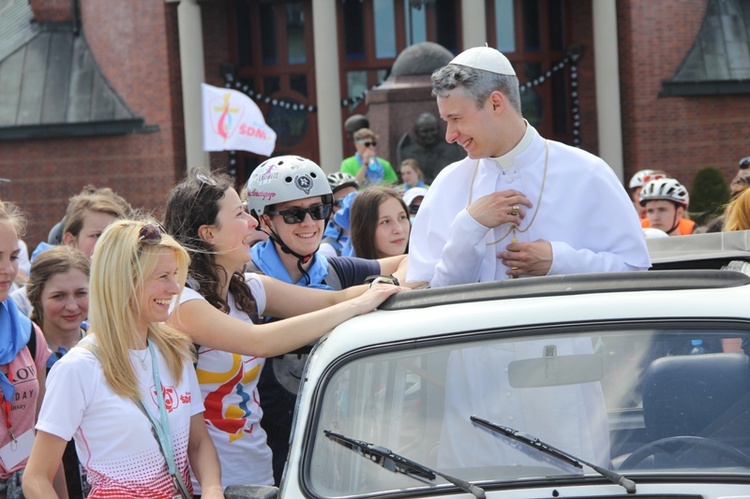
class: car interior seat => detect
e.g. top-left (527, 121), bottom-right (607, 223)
top-left (642, 352), bottom-right (750, 442)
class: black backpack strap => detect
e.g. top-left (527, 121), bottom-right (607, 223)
top-left (27, 322), bottom-right (36, 362)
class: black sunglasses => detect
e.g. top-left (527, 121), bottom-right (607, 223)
top-left (740, 157), bottom-right (750, 170)
top-left (409, 204), bottom-right (420, 215)
top-left (357, 140), bottom-right (377, 148)
top-left (138, 223), bottom-right (165, 245)
top-left (267, 204), bottom-right (332, 224)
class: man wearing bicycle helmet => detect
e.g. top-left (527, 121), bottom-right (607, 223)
top-left (640, 178), bottom-right (695, 235)
top-left (245, 155), bottom-right (406, 483)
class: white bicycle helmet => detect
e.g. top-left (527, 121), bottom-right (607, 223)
top-left (642, 227), bottom-right (669, 239)
top-left (327, 172), bottom-right (359, 193)
top-left (639, 178), bottom-right (689, 208)
top-left (628, 169), bottom-right (654, 189)
top-left (246, 155), bottom-right (333, 219)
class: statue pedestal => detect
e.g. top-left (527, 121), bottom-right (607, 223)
top-left (363, 41), bottom-right (457, 178)
top-left (367, 75), bottom-right (438, 169)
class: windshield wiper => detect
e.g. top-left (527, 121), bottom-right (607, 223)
top-left (324, 430), bottom-right (486, 498)
top-left (470, 416), bottom-right (636, 494)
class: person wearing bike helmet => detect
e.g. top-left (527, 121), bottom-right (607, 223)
top-left (640, 177), bottom-right (695, 235)
top-left (328, 171), bottom-right (360, 211)
top-left (245, 155), bottom-right (407, 484)
top-left (628, 169), bottom-right (669, 219)
top-left (320, 172), bottom-right (359, 258)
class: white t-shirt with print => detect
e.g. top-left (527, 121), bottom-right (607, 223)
top-left (177, 273), bottom-right (273, 490)
top-left (37, 336), bottom-right (203, 499)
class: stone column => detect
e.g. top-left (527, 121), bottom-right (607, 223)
top-left (312, 0), bottom-right (343, 172)
top-left (170, 0), bottom-right (209, 170)
top-left (593, 0), bottom-right (624, 181)
top-left (462, 2), bottom-right (487, 49)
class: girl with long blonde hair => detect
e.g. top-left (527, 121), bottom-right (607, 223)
top-left (24, 219), bottom-right (223, 499)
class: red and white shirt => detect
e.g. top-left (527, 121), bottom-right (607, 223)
top-left (37, 336), bottom-right (202, 499)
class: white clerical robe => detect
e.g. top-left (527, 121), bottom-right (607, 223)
top-left (406, 125), bottom-right (651, 287)
top-left (408, 125), bottom-right (648, 470)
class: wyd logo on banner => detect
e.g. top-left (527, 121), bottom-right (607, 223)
top-left (201, 83), bottom-right (277, 156)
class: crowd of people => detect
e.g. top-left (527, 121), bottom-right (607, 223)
top-left (627, 161), bottom-right (750, 237)
top-left (0, 43), bottom-right (747, 498)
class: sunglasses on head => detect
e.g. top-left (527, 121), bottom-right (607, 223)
top-left (138, 223), bottom-right (165, 246)
top-left (196, 172), bottom-right (218, 186)
top-left (357, 140), bottom-right (377, 148)
top-left (267, 204), bottom-right (332, 224)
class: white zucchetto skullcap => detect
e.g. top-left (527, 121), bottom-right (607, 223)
top-left (449, 45), bottom-right (516, 76)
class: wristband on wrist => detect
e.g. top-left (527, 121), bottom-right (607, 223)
top-left (364, 274), bottom-right (400, 287)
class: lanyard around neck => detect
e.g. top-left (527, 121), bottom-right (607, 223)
top-left (139, 341), bottom-right (177, 476)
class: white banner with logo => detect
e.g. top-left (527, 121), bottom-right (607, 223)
top-left (201, 83), bottom-right (277, 156)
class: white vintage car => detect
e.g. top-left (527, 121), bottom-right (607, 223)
top-left (227, 231), bottom-right (750, 499)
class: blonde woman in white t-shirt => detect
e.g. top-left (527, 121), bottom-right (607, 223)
top-left (23, 219), bottom-right (223, 499)
top-left (163, 170), bottom-right (403, 490)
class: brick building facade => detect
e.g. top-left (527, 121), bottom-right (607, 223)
top-left (0, 0), bottom-right (748, 247)
top-left (618, 0), bottom-right (750, 188)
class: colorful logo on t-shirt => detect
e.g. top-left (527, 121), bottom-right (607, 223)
top-left (197, 353), bottom-right (262, 443)
top-left (151, 384), bottom-right (179, 413)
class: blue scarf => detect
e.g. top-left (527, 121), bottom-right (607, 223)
top-left (334, 191), bottom-right (357, 231)
top-left (323, 220), bottom-right (342, 240)
top-left (0, 299), bottom-right (32, 401)
top-left (251, 240), bottom-right (333, 290)
top-left (341, 240), bottom-right (355, 257)
top-left (323, 221), bottom-right (349, 250)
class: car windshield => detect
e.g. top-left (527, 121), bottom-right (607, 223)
top-left (304, 322), bottom-right (750, 497)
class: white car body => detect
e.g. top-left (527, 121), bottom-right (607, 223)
top-left (228, 232), bottom-right (750, 499)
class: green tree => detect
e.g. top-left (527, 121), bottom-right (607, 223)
top-left (690, 167), bottom-right (730, 226)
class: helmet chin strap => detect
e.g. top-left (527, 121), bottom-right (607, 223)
top-left (259, 225), bottom-right (317, 285)
top-left (259, 212), bottom-right (332, 285)
top-left (667, 209), bottom-right (681, 235)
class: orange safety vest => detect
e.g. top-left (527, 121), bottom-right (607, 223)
top-left (641, 217), bottom-right (696, 235)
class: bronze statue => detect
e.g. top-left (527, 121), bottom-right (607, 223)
top-left (398, 112), bottom-right (465, 184)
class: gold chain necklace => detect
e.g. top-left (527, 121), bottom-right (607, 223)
top-left (467, 140), bottom-right (549, 246)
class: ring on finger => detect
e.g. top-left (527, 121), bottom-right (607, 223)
top-left (510, 204), bottom-right (520, 216)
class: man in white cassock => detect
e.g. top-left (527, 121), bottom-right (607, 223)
top-left (405, 46), bottom-right (651, 470)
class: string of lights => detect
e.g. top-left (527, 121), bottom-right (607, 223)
top-left (224, 49), bottom-right (582, 172)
